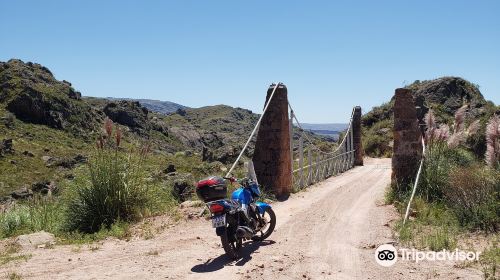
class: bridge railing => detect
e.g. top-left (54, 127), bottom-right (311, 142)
top-left (289, 105), bottom-right (356, 190)
top-left (228, 82), bottom-right (360, 195)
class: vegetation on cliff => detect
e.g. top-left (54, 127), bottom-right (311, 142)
top-left (362, 77), bottom-right (499, 158)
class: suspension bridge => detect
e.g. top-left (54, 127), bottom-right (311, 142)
top-left (226, 82), bottom-right (364, 197)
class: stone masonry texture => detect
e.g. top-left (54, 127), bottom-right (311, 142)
top-left (252, 83), bottom-right (292, 198)
top-left (392, 88), bottom-right (423, 191)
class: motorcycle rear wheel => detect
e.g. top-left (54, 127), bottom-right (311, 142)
top-left (220, 227), bottom-right (242, 259)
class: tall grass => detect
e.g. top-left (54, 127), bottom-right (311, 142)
top-left (445, 166), bottom-right (499, 231)
top-left (0, 196), bottom-right (63, 238)
top-left (65, 119), bottom-right (151, 233)
top-left (485, 115), bottom-right (500, 169)
top-left (396, 107), bottom-right (499, 253)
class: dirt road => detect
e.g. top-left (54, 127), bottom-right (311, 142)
top-left (0, 158), bottom-right (482, 279)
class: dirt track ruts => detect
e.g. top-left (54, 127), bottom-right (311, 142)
top-left (0, 158), bottom-right (482, 279)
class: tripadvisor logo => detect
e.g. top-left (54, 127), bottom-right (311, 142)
top-left (375, 244), bottom-right (481, 267)
top-left (375, 244), bottom-right (397, 267)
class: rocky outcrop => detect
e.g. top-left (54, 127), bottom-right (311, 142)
top-left (1, 59), bottom-right (100, 131)
top-left (10, 187), bottom-right (32, 199)
top-left (362, 77), bottom-right (494, 158)
top-left (31, 181), bottom-right (58, 195)
top-left (0, 112), bottom-right (15, 128)
top-left (163, 172), bottom-right (195, 202)
top-left (409, 77), bottom-right (487, 120)
top-left (15, 231), bottom-right (55, 249)
top-left (0, 138), bottom-right (14, 157)
top-left (103, 100), bottom-right (150, 130)
top-left (7, 181), bottom-right (58, 201)
top-left (42, 154), bottom-right (87, 168)
top-left (7, 90), bottom-right (66, 129)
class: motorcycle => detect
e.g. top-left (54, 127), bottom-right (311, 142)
top-left (196, 176), bottom-right (276, 259)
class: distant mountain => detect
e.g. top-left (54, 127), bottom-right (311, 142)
top-left (107, 97), bottom-right (188, 114)
top-left (300, 123), bottom-right (348, 140)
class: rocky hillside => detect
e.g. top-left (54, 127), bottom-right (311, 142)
top-left (0, 59), bottom-right (102, 134)
top-left (0, 59), bottom-right (332, 198)
top-left (362, 77), bottom-right (499, 157)
top-left (106, 97), bottom-right (187, 114)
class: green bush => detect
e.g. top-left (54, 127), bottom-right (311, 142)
top-left (480, 239), bottom-right (499, 280)
top-left (396, 198), bottom-right (459, 250)
top-left (65, 120), bottom-right (151, 233)
top-left (445, 147), bottom-right (476, 167)
top-left (0, 196), bottom-right (63, 238)
top-left (420, 141), bottom-right (453, 201)
top-left (362, 118), bottom-right (393, 158)
top-left (445, 166), bottom-right (499, 231)
top-left (363, 133), bottom-right (392, 158)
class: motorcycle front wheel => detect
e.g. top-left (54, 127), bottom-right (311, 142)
top-left (220, 226), bottom-right (242, 259)
top-left (252, 207), bottom-right (276, 241)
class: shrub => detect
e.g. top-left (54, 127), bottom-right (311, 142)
top-left (420, 141), bottom-right (452, 201)
top-left (444, 166), bottom-right (499, 231)
top-left (363, 133), bottom-right (392, 158)
top-left (445, 147), bottom-right (475, 167)
top-left (65, 119), bottom-right (150, 233)
top-left (0, 196), bottom-right (63, 238)
top-left (480, 239), bottom-right (499, 280)
top-left (396, 198), bottom-right (459, 250)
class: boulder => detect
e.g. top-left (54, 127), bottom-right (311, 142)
top-left (165, 173), bottom-right (195, 202)
top-left (0, 113), bottom-right (15, 128)
top-left (42, 155), bottom-right (54, 164)
top-left (175, 108), bottom-right (187, 116)
top-left (43, 154), bottom-right (87, 168)
top-left (0, 197), bottom-right (15, 213)
top-left (31, 181), bottom-right (58, 195)
top-left (150, 117), bottom-right (169, 135)
top-left (0, 138), bottom-right (14, 156)
top-left (22, 150), bottom-right (34, 157)
top-left (164, 164), bottom-right (176, 174)
top-left (15, 231), bottom-right (55, 249)
top-left (11, 187), bottom-right (32, 199)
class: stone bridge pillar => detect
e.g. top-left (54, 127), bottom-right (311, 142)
top-left (392, 88), bottom-right (423, 192)
top-left (252, 83), bottom-right (292, 198)
top-left (352, 106), bottom-right (363, 166)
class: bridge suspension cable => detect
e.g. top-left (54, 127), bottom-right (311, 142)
top-left (288, 101), bottom-right (355, 156)
top-left (289, 104), bottom-right (357, 190)
top-left (225, 82), bottom-right (359, 193)
top-left (225, 82), bottom-right (281, 177)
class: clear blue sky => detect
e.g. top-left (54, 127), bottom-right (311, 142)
top-left (1, 1), bottom-right (499, 123)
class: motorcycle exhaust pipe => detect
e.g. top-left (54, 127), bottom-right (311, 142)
top-left (236, 226), bottom-right (254, 239)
